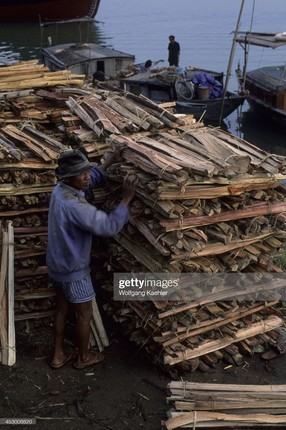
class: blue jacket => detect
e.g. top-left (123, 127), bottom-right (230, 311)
top-left (46, 167), bottom-right (129, 282)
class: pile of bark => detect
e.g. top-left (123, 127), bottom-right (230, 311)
top-left (0, 61), bottom-right (194, 362)
top-left (163, 382), bottom-right (286, 428)
top-left (0, 60), bottom-right (286, 370)
top-left (93, 110), bottom-right (286, 371)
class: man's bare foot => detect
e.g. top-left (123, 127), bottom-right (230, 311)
top-left (50, 351), bottom-right (77, 369)
top-left (74, 351), bottom-right (105, 369)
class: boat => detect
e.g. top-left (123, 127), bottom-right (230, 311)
top-left (121, 67), bottom-right (245, 124)
top-left (0, 0), bottom-right (101, 22)
top-left (42, 43), bottom-right (135, 78)
top-left (235, 31), bottom-right (286, 127)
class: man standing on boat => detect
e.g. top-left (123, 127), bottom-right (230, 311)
top-left (168, 35), bottom-right (180, 67)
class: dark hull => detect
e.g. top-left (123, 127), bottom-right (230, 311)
top-left (247, 96), bottom-right (286, 127)
top-left (122, 68), bottom-right (245, 124)
top-left (0, 0), bottom-right (101, 22)
top-left (237, 65), bottom-right (286, 127)
top-left (175, 93), bottom-right (245, 123)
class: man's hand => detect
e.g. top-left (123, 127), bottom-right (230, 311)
top-left (121, 174), bottom-right (138, 206)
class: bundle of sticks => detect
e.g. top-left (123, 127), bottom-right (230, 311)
top-left (163, 381), bottom-right (286, 428)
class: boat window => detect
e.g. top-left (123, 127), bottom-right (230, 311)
top-left (96, 61), bottom-right (105, 74)
top-left (129, 84), bottom-right (141, 96)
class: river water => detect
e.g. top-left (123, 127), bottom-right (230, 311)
top-left (0, 0), bottom-right (285, 153)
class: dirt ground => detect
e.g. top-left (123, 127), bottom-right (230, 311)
top-left (1, 308), bottom-right (286, 430)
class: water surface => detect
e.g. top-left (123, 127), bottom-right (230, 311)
top-left (0, 0), bottom-right (285, 153)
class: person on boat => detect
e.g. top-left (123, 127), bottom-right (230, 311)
top-left (46, 148), bottom-right (137, 370)
top-left (168, 35), bottom-right (180, 67)
top-left (92, 70), bottom-right (105, 84)
top-left (133, 59), bottom-right (164, 73)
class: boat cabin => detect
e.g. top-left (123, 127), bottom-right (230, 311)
top-left (42, 43), bottom-right (135, 78)
top-left (235, 32), bottom-right (286, 126)
top-left (246, 65), bottom-right (286, 111)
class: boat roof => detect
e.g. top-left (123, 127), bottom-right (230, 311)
top-left (247, 65), bottom-right (286, 92)
top-left (235, 32), bottom-right (286, 48)
top-left (42, 43), bottom-right (135, 67)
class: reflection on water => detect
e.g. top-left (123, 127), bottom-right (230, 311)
top-left (235, 108), bottom-right (286, 156)
top-left (0, 21), bottom-right (109, 61)
top-left (222, 103), bottom-right (286, 156)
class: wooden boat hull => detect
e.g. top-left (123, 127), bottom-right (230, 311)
top-left (242, 66), bottom-right (286, 127)
top-left (0, 0), bottom-right (101, 22)
top-left (246, 96), bottom-right (286, 127)
top-left (175, 93), bottom-right (245, 123)
top-left (235, 31), bottom-right (286, 128)
top-left (122, 68), bottom-right (245, 124)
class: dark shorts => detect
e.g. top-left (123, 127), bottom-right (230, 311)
top-left (52, 274), bottom-right (95, 303)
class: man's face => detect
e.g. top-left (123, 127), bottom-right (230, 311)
top-left (65, 170), bottom-right (91, 190)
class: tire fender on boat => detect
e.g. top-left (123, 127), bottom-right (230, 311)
top-left (175, 79), bottom-right (194, 100)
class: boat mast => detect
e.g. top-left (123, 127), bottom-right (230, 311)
top-left (241, 0), bottom-right (256, 90)
top-left (219, 0), bottom-right (245, 124)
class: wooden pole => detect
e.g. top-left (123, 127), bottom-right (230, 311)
top-left (219, 0), bottom-right (245, 124)
top-left (0, 225), bottom-right (8, 364)
top-left (7, 221), bottom-right (16, 366)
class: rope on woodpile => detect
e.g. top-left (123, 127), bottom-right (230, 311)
top-left (258, 153), bottom-right (281, 167)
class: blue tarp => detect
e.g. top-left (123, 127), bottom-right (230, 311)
top-left (191, 72), bottom-right (224, 98)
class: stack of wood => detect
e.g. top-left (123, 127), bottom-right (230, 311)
top-left (82, 104), bottom-right (286, 371)
top-left (0, 66), bottom-right (127, 358)
top-left (0, 60), bottom-right (85, 91)
top-left (0, 110), bottom-right (60, 326)
top-left (163, 382), bottom-right (286, 428)
top-left (1, 61), bottom-right (286, 369)
top-left (0, 63), bottom-right (192, 359)
top-left (70, 91), bottom-right (286, 370)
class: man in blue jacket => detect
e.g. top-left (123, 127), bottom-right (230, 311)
top-left (47, 149), bottom-right (137, 369)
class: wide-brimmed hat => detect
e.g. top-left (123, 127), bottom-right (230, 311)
top-left (55, 149), bottom-right (96, 178)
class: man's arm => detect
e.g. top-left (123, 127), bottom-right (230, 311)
top-left (72, 174), bottom-right (138, 237)
top-left (100, 146), bottom-right (125, 171)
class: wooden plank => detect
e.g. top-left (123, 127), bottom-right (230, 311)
top-left (174, 399), bottom-right (286, 411)
top-left (159, 201), bottom-right (286, 230)
top-left (157, 180), bottom-right (281, 201)
top-left (7, 221), bottom-right (15, 366)
top-left (164, 315), bottom-right (283, 365)
top-left (0, 226), bottom-right (8, 364)
top-left (164, 411), bottom-right (286, 429)
top-left (91, 298), bottom-right (109, 348)
top-left (162, 301), bottom-right (278, 347)
top-left (2, 125), bottom-right (54, 162)
top-left (105, 96), bottom-right (151, 130)
top-left (171, 232), bottom-right (273, 261)
top-left (168, 381), bottom-right (286, 394)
